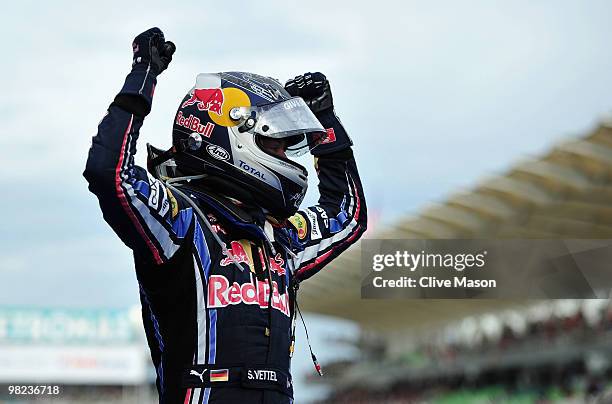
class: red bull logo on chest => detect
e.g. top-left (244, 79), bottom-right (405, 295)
top-left (208, 273), bottom-right (290, 317)
top-left (220, 240), bottom-right (252, 267)
top-left (221, 241), bottom-right (287, 276)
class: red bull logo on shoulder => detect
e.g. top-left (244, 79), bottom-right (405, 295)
top-left (267, 253), bottom-right (286, 276)
top-left (181, 88), bottom-right (225, 116)
top-left (257, 247), bottom-right (287, 276)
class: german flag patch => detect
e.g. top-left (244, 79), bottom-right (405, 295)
top-left (210, 369), bottom-right (229, 382)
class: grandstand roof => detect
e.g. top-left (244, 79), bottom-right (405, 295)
top-left (299, 118), bottom-right (612, 333)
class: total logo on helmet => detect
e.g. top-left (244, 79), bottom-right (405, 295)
top-left (181, 88), bottom-right (224, 116)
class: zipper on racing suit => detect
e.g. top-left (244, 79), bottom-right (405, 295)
top-left (258, 242), bottom-right (275, 365)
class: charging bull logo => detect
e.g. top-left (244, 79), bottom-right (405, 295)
top-left (208, 274), bottom-right (290, 317)
top-left (267, 253), bottom-right (286, 276)
top-left (221, 240), bottom-right (287, 276)
top-left (181, 88), bottom-right (224, 116)
top-left (256, 248), bottom-right (286, 276)
top-left (220, 240), bottom-right (252, 267)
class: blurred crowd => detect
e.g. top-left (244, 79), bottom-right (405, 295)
top-left (424, 300), bottom-right (612, 363)
top-left (318, 300), bottom-right (612, 403)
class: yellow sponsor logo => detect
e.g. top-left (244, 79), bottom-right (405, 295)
top-left (166, 188), bottom-right (179, 219)
top-left (288, 213), bottom-right (308, 240)
top-left (208, 88), bottom-right (251, 127)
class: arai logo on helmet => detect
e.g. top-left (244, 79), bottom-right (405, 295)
top-left (206, 145), bottom-right (230, 161)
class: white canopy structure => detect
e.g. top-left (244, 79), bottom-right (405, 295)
top-left (300, 118), bottom-right (612, 334)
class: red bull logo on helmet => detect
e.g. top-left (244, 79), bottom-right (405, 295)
top-left (175, 111), bottom-right (215, 138)
top-left (208, 274), bottom-right (290, 317)
top-left (181, 88), bottom-right (225, 116)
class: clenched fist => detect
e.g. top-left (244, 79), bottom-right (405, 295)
top-left (131, 27), bottom-right (176, 75)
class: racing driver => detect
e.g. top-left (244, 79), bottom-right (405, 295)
top-left (84, 27), bottom-right (367, 404)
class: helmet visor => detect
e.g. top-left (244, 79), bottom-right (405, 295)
top-left (247, 97), bottom-right (326, 156)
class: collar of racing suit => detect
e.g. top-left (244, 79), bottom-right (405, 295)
top-left (177, 184), bottom-right (304, 256)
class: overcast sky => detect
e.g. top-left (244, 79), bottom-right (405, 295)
top-left (2, 1), bottom-right (612, 400)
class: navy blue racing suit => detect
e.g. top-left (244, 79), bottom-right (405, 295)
top-left (83, 71), bottom-right (367, 404)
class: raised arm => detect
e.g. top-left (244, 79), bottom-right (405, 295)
top-left (284, 73), bottom-right (367, 281)
top-left (83, 28), bottom-right (191, 265)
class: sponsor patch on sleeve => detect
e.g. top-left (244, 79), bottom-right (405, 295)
top-left (288, 213), bottom-right (308, 240)
top-left (305, 209), bottom-right (322, 240)
top-left (166, 188), bottom-right (179, 219)
top-left (147, 178), bottom-right (161, 211)
top-left (321, 128), bottom-right (336, 144)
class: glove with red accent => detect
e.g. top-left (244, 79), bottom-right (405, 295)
top-left (114, 27), bottom-right (176, 117)
top-left (285, 72), bottom-right (352, 156)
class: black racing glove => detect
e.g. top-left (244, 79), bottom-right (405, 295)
top-left (131, 27), bottom-right (176, 75)
top-left (285, 72), bottom-right (352, 156)
top-left (284, 72), bottom-right (333, 114)
top-left (114, 27), bottom-right (176, 117)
